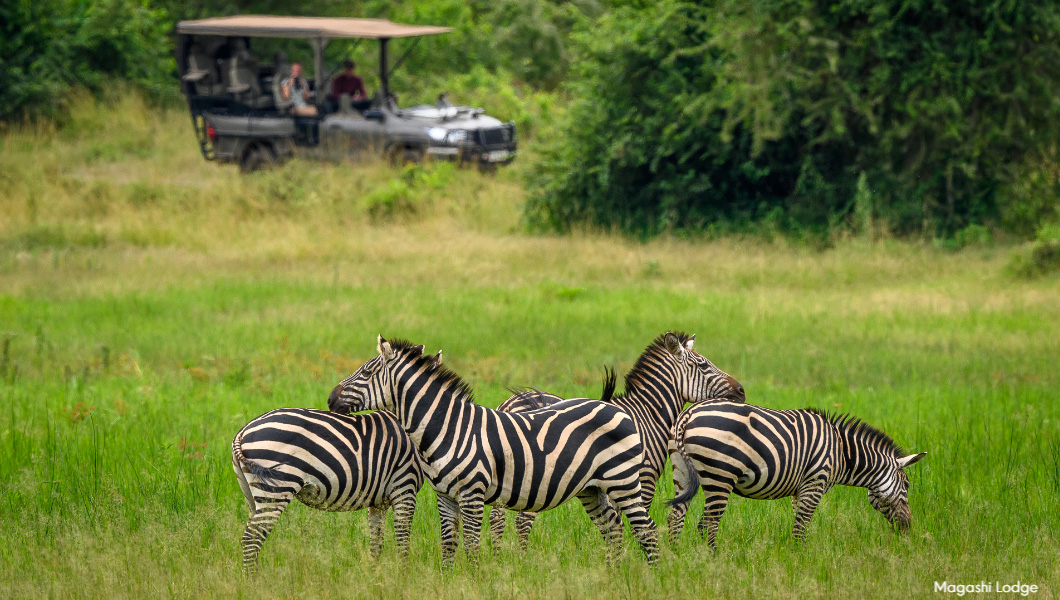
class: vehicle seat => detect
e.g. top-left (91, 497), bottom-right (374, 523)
top-left (272, 53), bottom-right (293, 113)
top-left (224, 43), bottom-right (273, 109)
top-left (338, 93), bottom-right (367, 118)
top-left (183, 43), bottom-right (223, 96)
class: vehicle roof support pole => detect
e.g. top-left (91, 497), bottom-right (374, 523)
top-left (311, 37), bottom-right (329, 105)
top-left (380, 37), bottom-right (390, 101)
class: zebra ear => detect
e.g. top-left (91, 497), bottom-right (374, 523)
top-left (427, 350), bottom-right (443, 370)
top-left (377, 335), bottom-right (395, 361)
top-left (663, 332), bottom-right (686, 360)
top-left (684, 334), bottom-right (696, 351)
top-left (897, 452), bottom-right (926, 469)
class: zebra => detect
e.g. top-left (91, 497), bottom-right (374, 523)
top-left (489, 331), bottom-right (745, 549)
top-left (231, 406), bottom-right (425, 573)
top-left (327, 336), bottom-right (660, 566)
top-left (666, 400), bottom-right (927, 550)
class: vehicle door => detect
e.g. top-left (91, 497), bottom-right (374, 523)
top-left (321, 115), bottom-right (386, 161)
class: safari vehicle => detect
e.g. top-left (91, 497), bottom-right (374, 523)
top-left (175, 16), bottom-right (518, 172)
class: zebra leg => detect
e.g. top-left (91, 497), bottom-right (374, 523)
top-left (792, 482), bottom-right (827, 543)
top-left (240, 494), bottom-right (294, 575)
top-left (667, 499), bottom-right (690, 546)
top-left (577, 489), bottom-right (623, 566)
top-left (697, 480), bottom-right (734, 553)
top-left (668, 446), bottom-right (695, 546)
top-left (232, 459), bottom-right (256, 516)
top-left (390, 492), bottom-right (417, 559)
top-left (437, 494), bottom-right (461, 567)
top-left (368, 506), bottom-right (386, 560)
top-left (639, 477), bottom-right (658, 512)
top-left (458, 493), bottom-right (485, 566)
top-left (514, 511), bottom-right (537, 551)
top-left (487, 506), bottom-right (506, 548)
top-left (606, 485), bottom-right (659, 566)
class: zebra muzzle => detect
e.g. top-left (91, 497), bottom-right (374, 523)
top-left (327, 385), bottom-right (345, 413)
top-left (726, 377), bottom-right (746, 402)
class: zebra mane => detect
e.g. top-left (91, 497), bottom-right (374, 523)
top-left (807, 408), bottom-right (906, 456)
top-left (391, 340), bottom-right (477, 404)
top-left (622, 331), bottom-right (693, 395)
top-left (386, 338), bottom-right (424, 354)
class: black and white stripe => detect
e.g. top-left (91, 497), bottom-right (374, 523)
top-left (231, 408), bottom-right (424, 573)
top-left (329, 337), bottom-right (659, 566)
top-left (490, 331), bottom-right (745, 547)
top-left (667, 401), bottom-right (926, 549)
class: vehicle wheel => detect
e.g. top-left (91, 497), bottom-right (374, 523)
top-left (240, 145), bottom-right (275, 174)
top-left (456, 151), bottom-right (475, 170)
top-left (388, 145), bottom-right (425, 166)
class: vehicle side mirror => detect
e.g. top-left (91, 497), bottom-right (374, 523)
top-left (365, 109), bottom-right (385, 122)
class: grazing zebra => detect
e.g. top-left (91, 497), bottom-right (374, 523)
top-left (328, 336), bottom-right (659, 566)
top-left (489, 331), bottom-right (745, 549)
top-left (231, 407), bottom-right (424, 573)
top-left (666, 400), bottom-right (927, 550)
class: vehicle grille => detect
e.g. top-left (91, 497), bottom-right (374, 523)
top-left (478, 127), bottom-right (511, 147)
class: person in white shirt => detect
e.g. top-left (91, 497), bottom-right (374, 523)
top-left (281, 63), bottom-right (318, 116)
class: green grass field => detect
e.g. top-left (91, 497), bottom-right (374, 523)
top-left (1, 97), bottom-right (1058, 599)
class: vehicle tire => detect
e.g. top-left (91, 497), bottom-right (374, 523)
top-left (240, 144), bottom-right (275, 174)
top-left (387, 144), bottom-right (425, 166)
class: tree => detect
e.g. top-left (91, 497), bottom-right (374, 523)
top-left (528, 0), bottom-right (1060, 237)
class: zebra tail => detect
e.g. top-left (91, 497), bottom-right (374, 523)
top-left (506, 387), bottom-right (550, 410)
top-left (599, 366), bottom-right (617, 403)
top-left (667, 451), bottom-right (700, 507)
top-left (232, 433), bottom-right (282, 486)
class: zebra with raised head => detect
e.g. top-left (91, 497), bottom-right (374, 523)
top-left (489, 331), bottom-right (745, 548)
top-left (666, 400), bottom-right (927, 550)
top-left (328, 336), bottom-right (659, 566)
top-left (232, 403), bottom-right (427, 573)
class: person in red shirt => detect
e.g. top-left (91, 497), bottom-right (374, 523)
top-left (330, 60), bottom-right (367, 101)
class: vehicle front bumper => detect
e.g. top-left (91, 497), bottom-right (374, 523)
top-left (426, 122), bottom-right (517, 165)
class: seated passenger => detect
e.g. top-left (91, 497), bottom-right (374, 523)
top-left (330, 60), bottom-right (367, 102)
top-left (281, 63), bottom-right (318, 116)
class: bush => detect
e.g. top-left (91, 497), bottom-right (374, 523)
top-left (362, 162), bottom-right (453, 222)
top-left (1009, 224), bottom-right (1060, 278)
top-left (527, 0), bottom-right (1060, 238)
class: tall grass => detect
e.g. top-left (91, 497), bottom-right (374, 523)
top-left (1, 95), bottom-right (1058, 598)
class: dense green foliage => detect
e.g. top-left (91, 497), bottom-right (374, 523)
top-left (1, 0), bottom-right (174, 122)
top-left (5, 0), bottom-right (1058, 236)
top-left (528, 0), bottom-right (1060, 237)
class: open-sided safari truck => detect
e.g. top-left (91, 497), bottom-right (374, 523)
top-left (175, 15), bottom-right (518, 172)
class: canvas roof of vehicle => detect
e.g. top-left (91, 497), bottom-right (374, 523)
top-left (176, 15), bottom-right (452, 39)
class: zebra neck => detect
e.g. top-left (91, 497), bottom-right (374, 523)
top-left (616, 381), bottom-right (683, 428)
top-left (619, 356), bottom-right (684, 424)
top-left (833, 429), bottom-right (890, 489)
top-left (391, 362), bottom-right (473, 457)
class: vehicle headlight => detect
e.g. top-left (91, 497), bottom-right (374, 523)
top-left (426, 127), bottom-right (447, 142)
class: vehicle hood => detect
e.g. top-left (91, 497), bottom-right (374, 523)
top-left (397, 105), bottom-right (506, 130)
